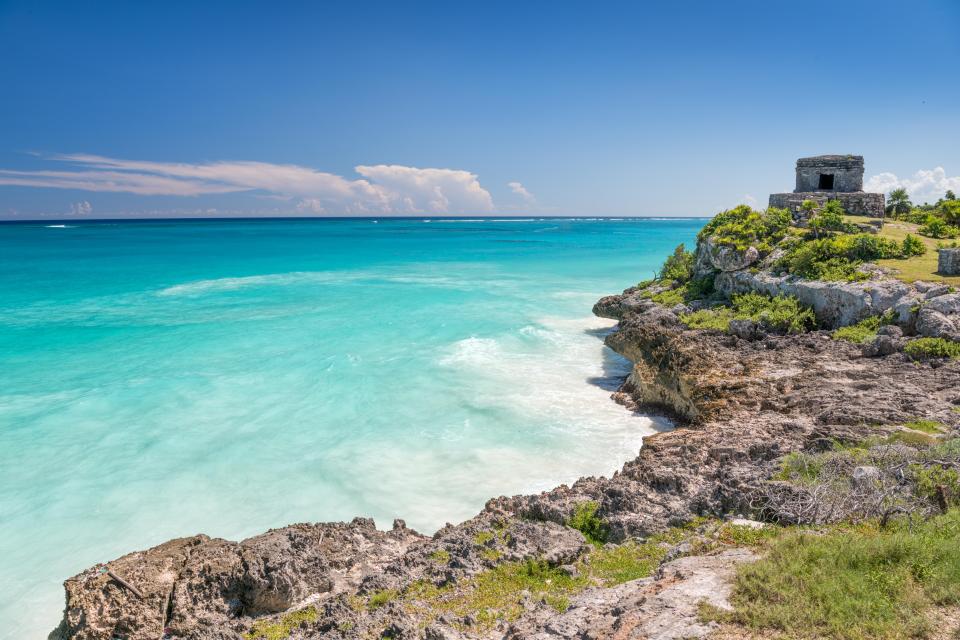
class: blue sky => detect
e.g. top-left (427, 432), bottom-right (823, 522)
top-left (0, 0), bottom-right (958, 218)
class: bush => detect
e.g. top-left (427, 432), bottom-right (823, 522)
top-left (809, 200), bottom-right (853, 236)
top-left (657, 244), bottom-right (694, 282)
top-left (567, 501), bottom-right (608, 546)
top-left (832, 312), bottom-right (894, 344)
top-left (698, 205), bottom-right (792, 252)
top-left (918, 214), bottom-right (959, 239)
top-left (904, 337), bottom-right (960, 359)
top-left (680, 292), bottom-right (815, 334)
top-left (901, 233), bottom-right (926, 257)
top-left (780, 234), bottom-right (907, 281)
top-left (941, 199), bottom-right (960, 225)
top-left (732, 292), bottom-right (816, 334)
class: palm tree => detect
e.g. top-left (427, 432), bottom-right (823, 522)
top-left (886, 188), bottom-right (912, 216)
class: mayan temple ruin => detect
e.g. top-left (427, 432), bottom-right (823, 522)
top-left (769, 154), bottom-right (886, 219)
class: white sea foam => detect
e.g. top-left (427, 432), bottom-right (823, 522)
top-left (44, 224), bottom-right (73, 228)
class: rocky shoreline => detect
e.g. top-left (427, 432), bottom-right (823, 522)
top-left (51, 225), bottom-right (960, 640)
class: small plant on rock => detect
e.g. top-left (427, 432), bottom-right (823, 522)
top-left (567, 501), bottom-right (609, 546)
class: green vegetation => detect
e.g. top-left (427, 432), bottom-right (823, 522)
top-left (245, 607), bottom-right (319, 640)
top-left (643, 274), bottom-right (715, 306)
top-left (706, 509), bottom-right (960, 640)
top-left (904, 337), bottom-right (960, 359)
top-left (918, 214), bottom-right (959, 239)
top-left (903, 419), bottom-right (944, 434)
top-left (657, 243), bottom-right (694, 282)
top-left (473, 530), bottom-right (494, 546)
top-left (367, 588), bottom-right (399, 610)
top-left (809, 200), bottom-right (856, 237)
top-left (886, 187), bottom-right (913, 216)
top-left (777, 232), bottom-right (920, 281)
top-left (430, 549), bottom-right (451, 564)
top-left (680, 292), bottom-right (815, 334)
top-left (567, 501), bottom-right (609, 546)
top-left (402, 559), bottom-right (586, 630)
top-left (831, 312), bottom-right (894, 344)
top-left (912, 465), bottom-right (960, 506)
top-left (773, 451), bottom-right (824, 483)
top-left (697, 204), bottom-right (791, 252)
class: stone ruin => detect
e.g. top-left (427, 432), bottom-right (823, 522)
top-left (769, 155), bottom-right (885, 220)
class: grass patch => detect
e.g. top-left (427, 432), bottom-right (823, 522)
top-left (904, 337), bottom-right (960, 360)
top-left (567, 501), bottom-right (609, 546)
top-left (709, 509), bottom-right (960, 639)
top-left (773, 451), bottom-right (824, 483)
top-left (367, 588), bottom-right (399, 610)
top-left (403, 559), bottom-right (586, 631)
top-left (583, 540), bottom-right (666, 584)
top-left (886, 430), bottom-right (939, 447)
top-left (245, 607), bottom-right (319, 640)
top-left (904, 419), bottom-right (944, 434)
top-left (873, 220), bottom-right (960, 284)
top-left (430, 549), bottom-right (451, 564)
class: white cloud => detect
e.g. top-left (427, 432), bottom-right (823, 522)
top-left (69, 200), bottom-right (93, 215)
top-left (508, 181), bottom-right (535, 203)
top-left (0, 154), bottom-right (496, 215)
top-left (865, 167), bottom-right (960, 204)
top-left (743, 193), bottom-right (758, 208)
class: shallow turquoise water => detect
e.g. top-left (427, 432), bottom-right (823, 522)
top-left (0, 217), bottom-right (701, 637)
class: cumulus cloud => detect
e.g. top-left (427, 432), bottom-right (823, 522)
top-left (0, 154), bottom-right (496, 215)
top-left (69, 200), bottom-right (93, 215)
top-left (508, 181), bottom-right (535, 203)
top-left (865, 167), bottom-right (960, 204)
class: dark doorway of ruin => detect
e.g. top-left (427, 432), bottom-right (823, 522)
top-left (818, 174), bottom-right (835, 190)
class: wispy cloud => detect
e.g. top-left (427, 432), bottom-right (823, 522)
top-left (69, 200), bottom-right (92, 215)
top-left (865, 167), bottom-right (960, 203)
top-left (507, 181), bottom-right (536, 203)
top-left (0, 154), bottom-right (496, 215)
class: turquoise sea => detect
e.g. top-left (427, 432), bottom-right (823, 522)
top-left (0, 217), bottom-right (701, 637)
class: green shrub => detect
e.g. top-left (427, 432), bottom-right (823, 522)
top-left (780, 233), bottom-right (907, 281)
top-left (904, 337), bottom-right (960, 359)
top-left (809, 200), bottom-right (854, 236)
top-left (900, 233), bottom-right (926, 257)
top-left (831, 312), bottom-right (894, 344)
top-left (715, 509), bottom-right (960, 639)
top-left (658, 244), bottom-right (694, 283)
top-left (680, 306), bottom-right (735, 331)
top-left (680, 292), bottom-right (815, 334)
top-left (731, 292), bottom-right (816, 334)
top-left (567, 501), bottom-right (608, 545)
top-left (941, 199), bottom-right (960, 225)
top-left (698, 205), bottom-right (791, 252)
top-left (646, 275), bottom-right (715, 306)
top-left (911, 465), bottom-right (960, 506)
top-left (919, 214), bottom-right (959, 239)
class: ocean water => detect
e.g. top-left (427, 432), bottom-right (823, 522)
top-left (0, 217), bottom-right (701, 638)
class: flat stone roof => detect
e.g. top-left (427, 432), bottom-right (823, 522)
top-left (796, 154), bottom-right (863, 167)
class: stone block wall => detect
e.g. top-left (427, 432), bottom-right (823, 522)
top-left (938, 248), bottom-right (960, 275)
top-left (795, 155), bottom-right (864, 192)
top-left (768, 192), bottom-right (885, 219)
